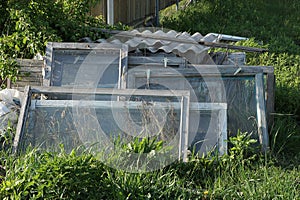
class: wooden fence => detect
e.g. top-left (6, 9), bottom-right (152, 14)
top-left (90, 0), bottom-right (180, 25)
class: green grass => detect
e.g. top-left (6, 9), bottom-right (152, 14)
top-left (0, 134), bottom-right (299, 199)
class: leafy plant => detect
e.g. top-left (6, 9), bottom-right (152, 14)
top-left (123, 137), bottom-right (163, 154)
top-left (0, 0), bottom-right (127, 88)
top-left (0, 53), bottom-right (19, 88)
top-left (0, 121), bottom-right (15, 151)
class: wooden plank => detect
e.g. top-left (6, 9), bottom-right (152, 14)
top-left (127, 0), bottom-right (131, 23)
top-left (146, 0), bottom-right (150, 15)
top-left (13, 86), bottom-right (32, 153)
top-left (89, 0), bottom-right (177, 24)
top-left (136, 0), bottom-right (140, 21)
top-left (119, 0), bottom-right (127, 23)
top-left (266, 73), bottom-right (275, 127)
top-left (53, 49), bottom-right (120, 56)
top-left (9, 59), bottom-right (44, 89)
top-left (218, 109), bottom-right (227, 155)
top-left (255, 73), bottom-right (269, 152)
top-left (182, 95), bottom-right (190, 162)
top-left (189, 65), bottom-right (274, 74)
top-left (119, 46), bottom-right (128, 89)
top-left (127, 65), bottom-right (270, 77)
top-left (16, 59), bottom-right (44, 67)
top-left (103, 0), bottom-right (107, 22)
top-left (132, 0), bottom-right (136, 22)
top-left (18, 67), bottom-right (43, 73)
top-left (32, 100), bottom-right (226, 111)
top-left (31, 86), bottom-right (191, 97)
top-left (190, 103), bottom-right (227, 111)
top-left (128, 56), bottom-right (185, 66)
top-left (178, 96), bottom-right (184, 160)
top-left (13, 82), bottom-right (42, 88)
top-left (48, 42), bottom-right (125, 50)
top-left (90, 0), bottom-right (103, 16)
top-left (16, 73), bottom-right (42, 79)
top-left (44, 42), bottom-right (53, 86)
top-left (114, 0), bottom-right (119, 22)
top-left (121, 47), bottom-right (129, 89)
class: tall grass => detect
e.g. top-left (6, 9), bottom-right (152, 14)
top-left (1, 133), bottom-right (299, 199)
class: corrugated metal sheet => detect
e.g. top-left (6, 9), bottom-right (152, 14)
top-left (101, 29), bottom-right (212, 64)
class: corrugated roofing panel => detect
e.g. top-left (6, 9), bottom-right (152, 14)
top-left (104, 29), bottom-right (212, 64)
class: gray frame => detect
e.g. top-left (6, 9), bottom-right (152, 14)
top-left (13, 86), bottom-right (190, 161)
top-left (44, 42), bottom-right (128, 88)
top-left (124, 65), bottom-right (270, 151)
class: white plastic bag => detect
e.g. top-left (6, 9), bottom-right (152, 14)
top-left (0, 89), bottom-right (24, 107)
top-left (0, 102), bottom-right (10, 117)
top-left (0, 89), bottom-right (23, 137)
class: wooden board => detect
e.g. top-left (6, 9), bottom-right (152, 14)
top-left (13, 86), bottom-right (32, 153)
top-left (255, 73), bottom-right (269, 151)
top-left (9, 59), bottom-right (44, 90)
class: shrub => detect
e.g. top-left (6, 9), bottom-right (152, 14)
top-left (0, 0), bottom-right (126, 87)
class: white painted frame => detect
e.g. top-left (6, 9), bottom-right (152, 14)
top-left (13, 86), bottom-right (190, 161)
top-left (124, 66), bottom-right (269, 152)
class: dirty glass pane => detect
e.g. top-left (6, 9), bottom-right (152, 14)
top-left (126, 67), bottom-right (259, 153)
top-left (188, 76), bottom-right (257, 137)
top-left (23, 101), bottom-right (181, 154)
top-left (18, 88), bottom-right (190, 162)
top-left (189, 110), bottom-right (224, 155)
top-left (51, 50), bottom-right (119, 87)
top-left (45, 43), bottom-right (127, 88)
top-left (24, 106), bottom-right (78, 152)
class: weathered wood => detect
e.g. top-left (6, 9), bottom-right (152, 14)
top-left (255, 73), bottom-right (269, 152)
top-left (128, 56), bottom-right (186, 66)
top-left (16, 59), bottom-right (44, 67)
top-left (182, 95), bottom-right (190, 162)
top-left (9, 59), bottom-right (44, 89)
top-left (44, 42), bottom-right (53, 86)
top-left (47, 42), bottom-right (125, 50)
top-left (31, 100), bottom-right (225, 110)
top-left (266, 73), bottom-right (275, 127)
top-left (13, 81), bottom-right (42, 89)
top-left (179, 96), bottom-right (184, 161)
top-left (91, 0), bottom-right (179, 25)
top-left (127, 65), bottom-right (273, 76)
top-left (44, 42), bottom-right (128, 87)
top-left (218, 109), bottom-right (227, 155)
top-left (15, 86), bottom-right (191, 161)
top-left (199, 41), bottom-right (267, 53)
top-left (18, 66), bottom-right (43, 73)
top-left (13, 86), bottom-right (32, 153)
top-left (211, 52), bottom-right (246, 65)
top-left (31, 86), bottom-right (190, 97)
